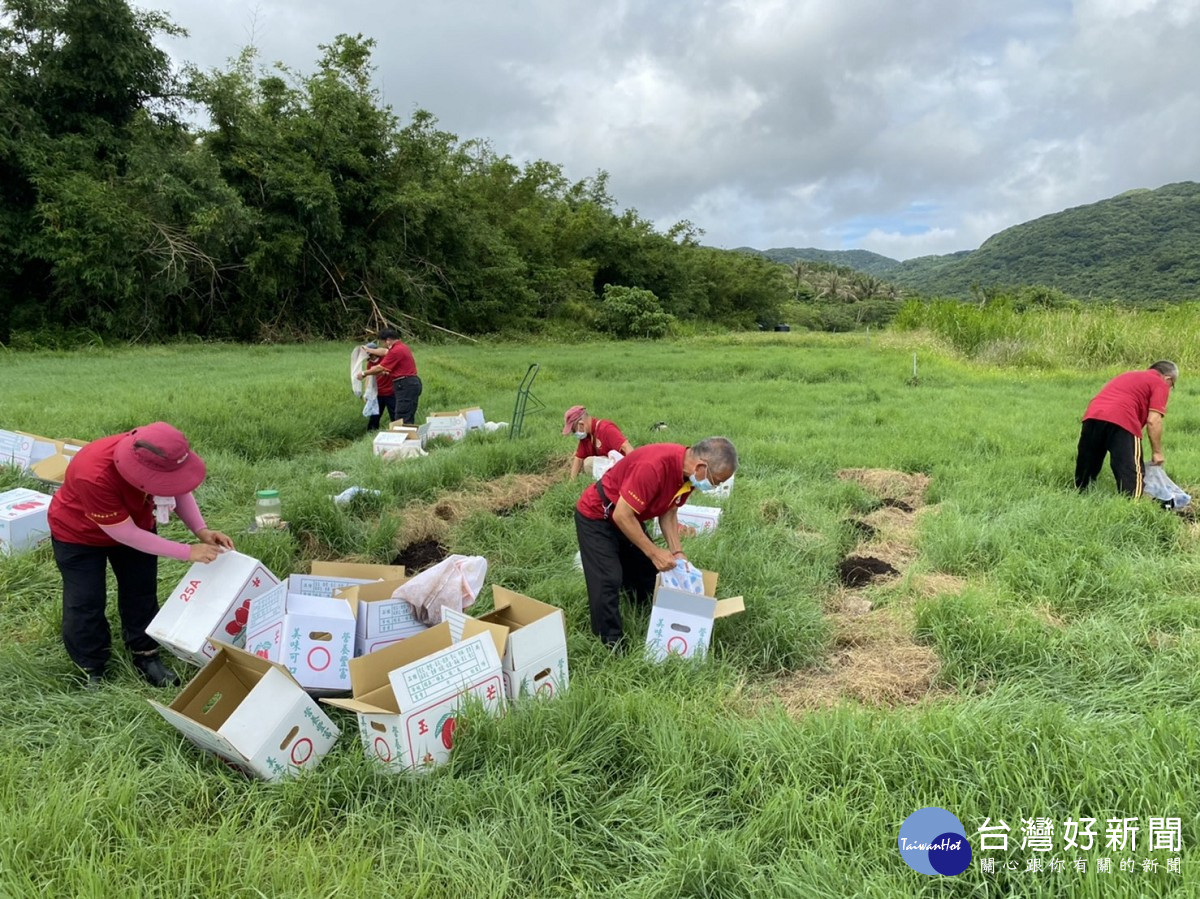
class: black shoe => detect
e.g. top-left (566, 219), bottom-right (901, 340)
top-left (133, 655), bottom-right (181, 688)
top-left (83, 669), bottom-right (106, 690)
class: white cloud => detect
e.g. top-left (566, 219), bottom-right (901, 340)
top-left (151, 0), bottom-right (1200, 260)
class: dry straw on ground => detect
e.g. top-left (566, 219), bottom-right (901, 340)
top-left (773, 469), bottom-right (959, 713)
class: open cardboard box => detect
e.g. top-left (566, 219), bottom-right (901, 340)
top-left (0, 429), bottom-right (89, 487)
top-left (244, 584), bottom-right (357, 694)
top-left (147, 551), bottom-right (280, 666)
top-left (322, 619), bottom-right (507, 773)
top-left (149, 643), bottom-right (340, 782)
top-left (445, 586), bottom-right (569, 700)
top-left (645, 568), bottom-right (744, 661)
top-left (335, 577), bottom-right (429, 655)
top-left (287, 561), bottom-right (406, 599)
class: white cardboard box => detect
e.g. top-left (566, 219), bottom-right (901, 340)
top-left (0, 488), bottom-right (52, 556)
top-left (419, 412), bottom-right (468, 446)
top-left (0, 431), bottom-right (35, 469)
top-left (244, 584), bottom-right (356, 693)
top-left (335, 578), bottom-right (429, 655)
top-left (445, 586), bottom-right (569, 700)
top-left (459, 407), bottom-right (486, 431)
top-left (147, 551), bottom-right (280, 667)
top-left (650, 504), bottom-right (723, 538)
top-left (645, 568), bottom-right (744, 661)
top-left (149, 644), bottom-right (340, 782)
top-left (323, 620), bottom-right (507, 773)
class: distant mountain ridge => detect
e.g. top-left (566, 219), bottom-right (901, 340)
top-left (741, 181), bottom-right (1200, 301)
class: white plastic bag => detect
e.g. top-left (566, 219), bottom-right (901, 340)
top-left (1144, 464), bottom-right (1191, 510)
top-left (392, 554), bottom-right (489, 625)
top-left (592, 449), bottom-right (625, 481)
top-left (659, 559), bottom-right (705, 595)
top-left (350, 346), bottom-right (371, 397)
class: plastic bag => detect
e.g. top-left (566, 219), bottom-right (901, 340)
top-left (392, 554), bottom-right (488, 625)
top-left (659, 559), bottom-right (705, 594)
top-left (350, 346), bottom-right (371, 397)
top-left (1144, 464), bottom-right (1191, 510)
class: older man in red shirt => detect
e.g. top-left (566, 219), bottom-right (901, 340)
top-left (1075, 360), bottom-right (1178, 496)
top-left (575, 436), bottom-right (737, 647)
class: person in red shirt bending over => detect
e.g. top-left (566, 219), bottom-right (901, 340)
top-left (358, 328), bottom-right (423, 429)
top-left (575, 436), bottom-right (737, 648)
top-left (48, 422), bottom-right (234, 688)
top-left (1075, 360), bottom-right (1178, 497)
top-left (563, 405), bottom-right (634, 479)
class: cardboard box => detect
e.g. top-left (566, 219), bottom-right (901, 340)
top-left (311, 560), bottom-right (408, 581)
top-left (149, 644), bottom-right (340, 782)
top-left (387, 424), bottom-right (421, 440)
top-left (323, 620), bottom-right (506, 773)
top-left (335, 578), bottom-right (429, 655)
top-left (147, 551), bottom-right (280, 666)
top-left (244, 584), bottom-right (356, 693)
top-left (419, 412), bottom-right (468, 445)
top-left (445, 587), bottom-right (569, 700)
top-left (0, 488), bottom-right (52, 556)
top-left (650, 504), bottom-right (723, 538)
top-left (0, 430), bottom-right (35, 469)
top-left (645, 568), bottom-right (744, 661)
top-left (459, 407), bottom-right (486, 431)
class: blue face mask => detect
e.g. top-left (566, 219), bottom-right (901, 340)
top-left (689, 473), bottom-right (716, 492)
top-left (573, 431), bottom-right (587, 440)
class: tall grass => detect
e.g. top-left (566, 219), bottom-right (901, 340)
top-left (0, 334), bottom-right (1197, 896)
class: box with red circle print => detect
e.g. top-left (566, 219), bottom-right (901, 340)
top-left (148, 551), bottom-right (280, 667)
top-left (645, 569), bottom-right (745, 662)
top-left (0, 488), bottom-right (52, 557)
top-left (244, 583), bottom-right (356, 694)
top-left (322, 619), bottom-right (507, 774)
top-left (148, 644), bottom-right (340, 782)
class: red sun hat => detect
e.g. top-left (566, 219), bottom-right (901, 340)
top-left (562, 405), bottom-right (587, 435)
top-left (112, 422), bottom-right (207, 495)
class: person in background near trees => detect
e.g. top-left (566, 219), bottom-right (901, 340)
top-left (47, 422), bottom-right (234, 689)
top-left (564, 405), bottom-right (634, 479)
top-left (575, 436), bottom-right (738, 648)
top-left (359, 328), bottom-right (422, 428)
top-left (1075, 360), bottom-right (1178, 497)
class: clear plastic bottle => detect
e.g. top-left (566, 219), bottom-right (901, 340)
top-left (254, 489), bottom-right (282, 529)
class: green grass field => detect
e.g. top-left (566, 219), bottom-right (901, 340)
top-left (1, 330), bottom-right (1198, 897)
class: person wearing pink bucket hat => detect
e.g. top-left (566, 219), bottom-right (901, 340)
top-left (563, 405), bottom-right (633, 479)
top-left (48, 423), bottom-right (234, 689)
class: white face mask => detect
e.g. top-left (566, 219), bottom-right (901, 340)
top-left (152, 495), bottom-right (176, 525)
top-left (573, 431), bottom-right (587, 440)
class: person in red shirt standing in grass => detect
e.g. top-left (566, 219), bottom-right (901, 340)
top-left (47, 423), bottom-right (234, 688)
top-left (575, 436), bottom-right (738, 648)
top-left (563, 405), bottom-right (634, 479)
top-left (1075, 360), bottom-right (1178, 497)
top-left (359, 328), bottom-right (422, 428)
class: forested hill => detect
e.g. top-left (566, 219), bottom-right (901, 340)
top-left (733, 247), bottom-right (902, 277)
top-left (747, 181), bottom-right (1200, 301)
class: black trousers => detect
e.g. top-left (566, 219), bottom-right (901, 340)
top-left (575, 510), bottom-right (658, 645)
top-left (367, 393), bottom-right (398, 431)
top-left (1075, 418), bottom-right (1144, 496)
top-left (52, 538), bottom-right (161, 672)
top-left (394, 376), bottom-right (423, 426)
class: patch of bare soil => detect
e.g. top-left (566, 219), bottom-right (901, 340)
top-left (392, 538), bottom-right (448, 572)
top-left (773, 468), bottom-right (955, 712)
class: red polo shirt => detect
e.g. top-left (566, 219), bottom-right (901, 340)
top-left (577, 443), bottom-right (693, 522)
top-left (1083, 370), bottom-right (1170, 437)
top-left (48, 433), bottom-right (155, 545)
top-left (574, 419), bottom-right (629, 460)
top-left (380, 340), bottom-right (418, 385)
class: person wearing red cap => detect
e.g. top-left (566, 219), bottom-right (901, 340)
top-left (575, 436), bottom-right (738, 648)
top-left (48, 422), bottom-right (234, 688)
top-left (563, 405), bottom-right (633, 479)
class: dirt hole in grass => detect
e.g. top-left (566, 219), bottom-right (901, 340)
top-left (848, 518), bottom-right (878, 540)
top-left (392, 539), bottom-right (448, 572)
top-left (881, 498), bottom-right (914, 512)
top-left (838, 555), bottom-right (900, 587)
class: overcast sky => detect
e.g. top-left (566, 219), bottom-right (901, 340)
top-left (153, 0), bottom-right (1200, 260)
